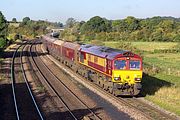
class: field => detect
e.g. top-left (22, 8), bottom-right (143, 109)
top-left (131, 42), bottom-right (178, 52)
top-left (104, 41), bottom-right (178, 51)
top-left (104, 41), bottom-right (180, 116)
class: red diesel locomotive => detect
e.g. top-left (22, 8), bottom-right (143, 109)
top-left (42, 35), bottom-right (143, 96)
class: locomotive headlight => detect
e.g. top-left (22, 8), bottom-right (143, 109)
top-left (114, 77), bottom-right (121, 81)
top-left (135, 78), bottom-right (141, 81)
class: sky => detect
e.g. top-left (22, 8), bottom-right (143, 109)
top-left (0, 0), bottom-right (180, 23)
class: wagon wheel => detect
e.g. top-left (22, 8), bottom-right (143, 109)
top-left (109, 87), bottom-right (113, 94)
top-left (113, 91), bottom-right (118, 97)
top-left (103, 84), bottom-right (106, 90)
top-left (103, 85), bottom-right (108, 91)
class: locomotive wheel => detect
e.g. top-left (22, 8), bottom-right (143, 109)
top-left (133, 89), bottom-right (141, 96)
top-left (109, 88), bottom-right (113, 94)
top-left (133, 83), bottom-right (142, 96)
top-left (103, 85), bottom-right (108, 91)
top-left (113, 90), bottom-right (118, 97)
top-left (103, 84), bottom-right (106, 90)
top-left (76, 69), bottom-right (78, 73)
top-left (100, 82), bottom-right (104, 88)
top-left (109, 88), bottom-right (117, 96)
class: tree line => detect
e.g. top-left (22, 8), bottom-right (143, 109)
top-left (61, 16), bottom-right (180, 42)
top-left (0, 11), bottom-right (62, 50)
top-left (8, 16), bottom-right (61, 40)
top-left (1, 11), bottom-right (180, 51)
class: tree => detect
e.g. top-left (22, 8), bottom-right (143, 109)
top-left (66, 18), bottom-right (76, 28)
top-left (80, 16), bottom-right (107, 33)
top-left (112, 20), bottom-right (121, 31)
top-left (21, 17), bottom-right (30, 26)
top-left (158, 20), bottom-right (175, 32)
top-left (124, 16), bottom-right (139, 32)
top-left (150, 28), bottom-right (163, 41)
top-left (12, 18), bottom-right (17, 23)
top-left (103, 18), bottom-right (112, 32)
top-left (60, 16), bottom-right (180, 42)
top-left (23, 17), bottom-right (30, 22)
top-left (53, 22), bottom-right (63, 27)
top-left (145, 16), bottom-right (163, 31)
top-left (0, 37), bottom-right (6, 48)
top-left (57, 22), bottom-right (63, 27)
top-left (112, 20), bottom-right (127, 32)
top-left (0, 11), bottom-right (8, 48)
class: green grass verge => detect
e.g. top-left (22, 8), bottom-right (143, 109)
top-left (144, 73), bottom-right (180, 115)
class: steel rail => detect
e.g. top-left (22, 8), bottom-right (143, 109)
top-left (11, 44), bottom-right (22, 120)
top-left (20, 44), bottom-right (44, 120)
top-left (35, 41), bottom-right (101, 120)
top-left (11, 41), bottom-right (44, 120)
top-left (29, 41), bottom-right (78, 120)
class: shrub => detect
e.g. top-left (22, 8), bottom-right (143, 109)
top-left (0, 38), bottom-right (6, 48)
top-left (143, 62), bottom-right (161, 75)
top-left (154, 49), bottom-right (180, 53)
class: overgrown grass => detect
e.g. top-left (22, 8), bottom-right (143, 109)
top-left (36, 86), bottom-right (45, 93)
top-left (147, 87), bottom-right (180, 115)
top-left (145, 73), bottom-right (180, 115)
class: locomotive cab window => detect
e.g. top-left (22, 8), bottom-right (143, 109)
top-left (129, 60), bottom-right (140, 70)
top-left (114, 60), bottom-right (126, 70)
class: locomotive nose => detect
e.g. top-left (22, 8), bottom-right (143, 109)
top-left (126, 75), bottom-right (130, 79)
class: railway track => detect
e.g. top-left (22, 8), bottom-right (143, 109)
top-left (30, 40), bottom-right (102, 120)
top-left (38, 39), bottom-right (179, 120)
top-left (123, 97), bottom-right (178, 120)
top-left (11, 41), bottom-right (44, 120)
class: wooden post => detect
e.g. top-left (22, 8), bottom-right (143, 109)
top-left (168, 68), bottom-right (171, 75)
top-left (177, 71), bottom-right (180, 76)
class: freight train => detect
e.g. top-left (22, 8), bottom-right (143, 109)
top-left (42, 35), bottom-right (143, 96)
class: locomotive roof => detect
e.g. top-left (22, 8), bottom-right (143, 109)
top-left (53, 40), bottom-right (64, 45)
top-left (79, 44), bottom-right (131, 60)
top-left (42, 35), bottom-right (57, 42)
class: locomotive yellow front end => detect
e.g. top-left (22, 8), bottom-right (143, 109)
top-left (112, 54), bottom-right (143, 96)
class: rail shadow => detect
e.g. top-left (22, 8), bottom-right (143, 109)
top-left (10, 39), bottom-right (40, 46)
top-left (1, 46), bottom-right (47, 59)
top-left (0, 60), bottom-right (39, 76)
top-left (0, 51), bottom-right (47, 78)
top-left (0, 60), bottom-right (11, 76)
top-left (46, 107), bottom-right (102, 120)
top-left (0, 82), bottom-right (46, 120)
top-left (140, 73), bottom-right (173, 97)
top-left (0, 83), bottom-right (102, 120)
top-left (0, 83), bottom-right (16, 120)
